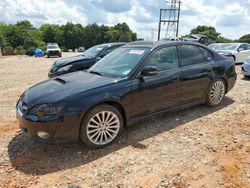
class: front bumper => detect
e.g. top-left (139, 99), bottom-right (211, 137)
top-left (242, 65), bottom-right (250, 76)
top-left (47, 51), bottom-right (61, 57)
top-left (16, 109), bottom-right (81, 143)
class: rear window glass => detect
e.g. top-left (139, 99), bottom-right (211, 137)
top-left (199, 47), bottom-right (213, 60)
top-left (178, 45), bottom-right (206, 66)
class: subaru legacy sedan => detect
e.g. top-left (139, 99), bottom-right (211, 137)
top-left (16, 41), bottom-right (236, 148)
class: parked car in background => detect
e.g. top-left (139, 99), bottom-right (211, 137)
top-left (48, 42), bottom-right (125, 78)
top-left (78, 47), bottom-right (85, 52)
top-left (25, 47), bottom-right (35, 56)
top-left (208, 43), bottom-right (250, 63)
top-left (182, 34), bottom-right (209, 45)
top-left (242, 56), bottom-right (250, 78)
top-left (46, 43), bottom-right (61, 58)
top-left (16, 41), bottom-right (236, 148)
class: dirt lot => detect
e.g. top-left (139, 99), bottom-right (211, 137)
top-left (0, 54), bottom-right (249, 188)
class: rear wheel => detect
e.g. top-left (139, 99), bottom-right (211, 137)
top-left (80, 105), bottom-right (123, 148)
top-left (206, 79), bottom-right (226, 107)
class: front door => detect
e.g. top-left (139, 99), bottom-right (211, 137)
top-left (131, 46), bottom-right (182, 118)
top-left (237, 44), bottom-right (250, 63)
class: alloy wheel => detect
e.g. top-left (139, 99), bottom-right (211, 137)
top-left (86, 111), bottom-right (120, 146)
top-left (210, 80), bottom-right (225, 105)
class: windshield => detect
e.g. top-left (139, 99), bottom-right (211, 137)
top-left (82, 45), bottom-right (105, 58)
top-left (48, 45), bottom-right (59, 49)
top-left (208, 43), bottom-right (239, 51)
top-left (88, 47), bottom-right (148, 78)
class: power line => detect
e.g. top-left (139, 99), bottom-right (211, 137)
top-left (157, 1), bottom-right (181, 41)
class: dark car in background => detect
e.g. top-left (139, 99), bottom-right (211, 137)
top-left (16, 41), bottom-right (236, 148)
top-left (48, 42), bottom-right (126, 78)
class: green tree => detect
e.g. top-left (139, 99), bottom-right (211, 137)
top-left (105, 23), bottom-right (137, 43)
top-left (191, 25), bottom-right (220, 41)
top-left (238, 34), bottom-right (250, 43)
top-left (189, 25), bottom-right (232, 43)
top-left (0, 21), bottom-right (137, 52)
top-left (39, 24), bottom-right (63, 45)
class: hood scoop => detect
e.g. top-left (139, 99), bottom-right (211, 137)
top-left (53, 78), bottom-right (67, 84)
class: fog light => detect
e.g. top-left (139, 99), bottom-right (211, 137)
top-left (37, 131), bottom-right (50, 139)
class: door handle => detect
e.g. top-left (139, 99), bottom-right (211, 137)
top-left (171, 77), bottom-right (179, 81)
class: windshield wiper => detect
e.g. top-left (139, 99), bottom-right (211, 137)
top-left (89, 70), bottom-right (103, 76)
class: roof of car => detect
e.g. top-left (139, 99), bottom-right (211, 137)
top-left (97, 42), bottom-right (126, 48)
top-left (124, 41), bottom-right (206, 49)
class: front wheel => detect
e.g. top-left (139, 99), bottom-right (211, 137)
top-left (80, 105), bottom-right (123, 148)
top-left (206, 79), bottom-right (226, 107)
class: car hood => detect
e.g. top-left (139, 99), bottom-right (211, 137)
top-left (54, 55), bottom-right (95, 68)
top-left (21, 71), bottom-right (120, 107)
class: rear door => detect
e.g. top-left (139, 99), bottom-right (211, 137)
top-left (178, 44), bottom-right (214, 103)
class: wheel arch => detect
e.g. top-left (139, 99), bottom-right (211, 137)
top-left (220, 76), bottom-right (228, 93)
top-left (80, 100), bottom-right (127, 128)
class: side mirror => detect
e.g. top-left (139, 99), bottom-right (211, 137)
top-left (238, 48), bottom-right (244, 52)
top-left (206, 56), bottom-right (213, 61)
top-left (141, 66), bottom-right (158, 77)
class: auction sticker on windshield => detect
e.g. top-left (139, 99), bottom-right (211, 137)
top-left (129, 50), bottom-right (145, 55)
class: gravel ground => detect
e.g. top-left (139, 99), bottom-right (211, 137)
top-left (0, 54), bottom-right (249, 188)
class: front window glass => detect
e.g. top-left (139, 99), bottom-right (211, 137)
top-left (82, 45), bottom-right (105, 58)
top-left (48, 45), bottom-right (59, 49)
top-left (145, 46), bottom-right (178, 71)
top-left (238, 44), bottom-right (246, 51)
top-left (88, 47), bottom-right (148, 77)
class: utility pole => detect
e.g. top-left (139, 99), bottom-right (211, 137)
top-left (157, 1), bottom-right (181, 41)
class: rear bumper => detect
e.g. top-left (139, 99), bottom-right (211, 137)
top-left (242, 65), bottom-right (250, 76)
top-left (16, 111), bottom-right (81, 143)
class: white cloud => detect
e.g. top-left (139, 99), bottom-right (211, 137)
top-left (0, 0), bottom-right (250, 40)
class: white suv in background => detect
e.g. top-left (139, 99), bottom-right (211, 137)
top-left (208, 43), bottom-right (250, 63)
top-left (46, 43), bottom-right (62, 58)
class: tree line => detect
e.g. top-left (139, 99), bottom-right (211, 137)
top-left (186, 25), bottom-right (250, 44)
top-left (0, 21), bottom-right (137, 54)
top-left (0, 21), bottom-right (250, 55)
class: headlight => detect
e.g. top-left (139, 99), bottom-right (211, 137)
top-left (29, 102), bottom-right (66, 117)
top-left (56, 65), bottom-right (73, 73)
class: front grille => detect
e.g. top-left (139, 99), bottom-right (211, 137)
top-left (49, 51), bottom-right (59, 55)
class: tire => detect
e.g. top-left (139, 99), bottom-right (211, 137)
top-left (47, 55), bottom-right (50, 58)
top-left (206, 79), bottom-right (226, 107)
top-left (80, 104), bottom-right (124, 148)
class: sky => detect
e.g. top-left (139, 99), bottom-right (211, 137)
top-left (0, 0), bottom-right (250, 40)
